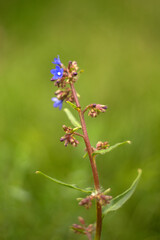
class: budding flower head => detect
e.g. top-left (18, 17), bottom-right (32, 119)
top-left (87, 104), bottom-right (108, 117)
top-left (68, 61), bottom-right (79, 71)
top-left (60, 134), bottom-right (79, 147)
top-left (51, 97), bottom-right (63, 110)
top-left (96, 193), bottom-right (112, 206)
top-left (55, 88), bottom-right (70, 101)
top-left (72, 217), bottom-right (95, 237)
top-left (62, 125), bottom-right (73, 134)
top-left (78, 192), bottom-right (112, 208)
top-left (96, 141), bottom-right (109, 150)
top-left (79, 196), bottom-right (92, 209)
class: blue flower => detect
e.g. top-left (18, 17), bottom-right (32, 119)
top-left (52, 55), bottom-right (62, 65)
top-left (51, 65), bottom-right (64, 80)
top-left (51, 97), bottom-right (63, 110)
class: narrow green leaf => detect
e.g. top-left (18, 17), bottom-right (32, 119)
top-left (83, 152), bottom-right (88, 158)
top-left (64, 108), bottom-right (81, 128)
top-left (103, 169), bottom-right (142, 216)
top-left (92, 141), bottom-right (131, 156)
top-left (66, 101), bottom-right (80, 111)
top-left (73, 127), bottom-right (81, 132)
top-left (36, 171), bottom-right (92, 193)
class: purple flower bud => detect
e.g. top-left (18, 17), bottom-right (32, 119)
top-left (87, 104), bottom-right (108, 117)
top-left (72, 217), bottom-right (95, 237)
top-left (78, 216), bottom-right (85, 225)
top-left (60, 133), bottom-right (79, 147)
top-left (95, 193), bottom-right (112, 206)
top-left (60, 136), bottom-right (65, 142)
top-left (79, 196), bottom-right (92, 209)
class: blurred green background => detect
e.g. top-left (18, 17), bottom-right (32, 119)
top-left (0, 0), bottom-right (160, 239)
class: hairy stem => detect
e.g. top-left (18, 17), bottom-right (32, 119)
top-left (70, 83), bottom-right (102, 240)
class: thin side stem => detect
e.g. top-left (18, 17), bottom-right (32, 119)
top-left (82, 106), bottom-right (89, 114)
top-left (86, 233), bottom-right (92, 240)
top-left (73, 132), bottom-right (84, 138)
top-left (70, 83), bottom-right (102, 240)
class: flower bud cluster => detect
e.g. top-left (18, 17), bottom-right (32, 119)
top-left (68, 61), bottom-right (79, 79)
top-left (96, 141), bottom-right (110, 150)
top-left (50, 56), bottom-right (80, 110)
top-left (55, 88), bottom-right (75, 103)
top-left (87, 104), bottom-right (107, 117)
top-left (84, 141), bottom-right (109, 155)
top-left (78, 192), bottom-right (112, 209)
top-left (60, 125), bottom-right (79, 147)
top-left (72, 216), bottom-right (95, 237)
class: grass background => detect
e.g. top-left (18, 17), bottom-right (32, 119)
top-left (0, 0), bottom-right (160, 239)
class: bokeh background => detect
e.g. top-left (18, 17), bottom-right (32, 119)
top-left (0, 0), bottom-right (160, 239)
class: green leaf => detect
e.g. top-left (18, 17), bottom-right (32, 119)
top-left (92, 141), bottom-right (131, 156)
top-left (64, 108), bottom-right (81, 128)
top-left (73, 127), bottom-right (81, 132)
top-left (83, 152), bottom-right (88, 158)
top-left (66, 101), bottom-right (80, 111)
top-left (103, 169), bottom-right (142, 216)
top-left (36, 171), bottom-right (92, 193)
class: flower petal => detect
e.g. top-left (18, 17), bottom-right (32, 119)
top-left (55, 65), bottom-right (61, 71)
top-left (58, 101), bottom-right (63, 110)
top-left (50, 69), bottom-right (56, 74)
top-left (51, 97), bottom-right (57, 102)
top-left (52, 55), bottom-right (61, 65)
top-left (54, 101), bottom-right (60, 108)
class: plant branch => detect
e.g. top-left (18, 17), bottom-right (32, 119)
top-left (82, 106), bottom-right (89, 114)
top-left (73, 132), bottom-right (84, 138)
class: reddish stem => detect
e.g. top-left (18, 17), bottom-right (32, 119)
top-left (70, 83), bottom-right (102, 240)
top-left (73, 132), bottom-right (84, 138)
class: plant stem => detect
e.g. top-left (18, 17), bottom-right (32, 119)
top-left (70, 83), bottom-right (102, 240)
top-left (74, 132), bottom-right (84, 138)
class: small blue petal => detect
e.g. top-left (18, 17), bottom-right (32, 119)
top-left (55, 65), bottom-right (60, 71)
top-left (51, 97), bottom-right (57, 102)
top-left (52, 75), bottom-right (59, 80)
top-left (52, 55), bottom-right (62, 65)
top-left (51, 69), bottom-right (56, 74)
top-left (58, 101), bottom-right (63, 110)
top-left (54, 101), bottom-right (60, 108)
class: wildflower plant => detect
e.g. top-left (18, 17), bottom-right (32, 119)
top-left (36, 56), bottom-right (142, 240)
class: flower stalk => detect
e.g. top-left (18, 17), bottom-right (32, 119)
top-left (48, 56), bottom-right (138, 240)
top-left (70, 82), bottom-right (102, 240)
